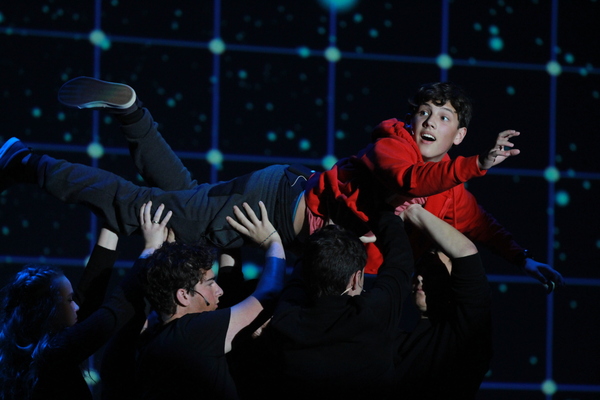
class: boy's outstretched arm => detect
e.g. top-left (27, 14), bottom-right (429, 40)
top-left (521, 258), bottom-right (564, 292)
top-left (478, 130), bottom-right (521, 170)
top-left (472, 131), bottom-right (565, 290)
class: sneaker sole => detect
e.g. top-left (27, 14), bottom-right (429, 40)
top-left (0, 137), bottom-right (23, 168)
top-left (58, 77), bottom-right (136, 110)
top-left (0, 137), bottom-right (29, 192)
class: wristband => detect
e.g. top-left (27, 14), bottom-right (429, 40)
top-left (260, 230), bottom-right (278, 247)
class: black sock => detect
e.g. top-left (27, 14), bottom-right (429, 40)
top-left (114, 107), bottom-right (145, 125)
top-left (23, 153), bottom-right (41, 184)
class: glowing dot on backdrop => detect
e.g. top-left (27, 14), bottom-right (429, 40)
top-left (322, 155), bottom-right (337, 170)
top-left (564, 53), bottom-right (574, 63)
top-left (541, 380), bottom-right (557, 396)
top-left (318, 0), bottom-right (359, 13)
top-left (583, 180), bottom-right (591, 190)
top-left (324, 46), bottom-right (342, 62)
top-left (31, 107), bottom-right (42, 118)
top-left (297, 46), bottom-right (311, 58)
top-left (209, 38), bottom-right (226, 54)
top-left (555, 190), bottom-right (570, 207)
top-left (242, 263), bottom-right (261, 280)
top-left (89, 29), bottom-right (110, 50)
top-left (87, 142), bottom-right (104, 159)
top-left (569, 143), bottom-right (577, 152)
top-left (488, 36), bottom-right (504, 51)
top-left (529, 356), bottom-right (538, 365)
top-left (543, 166), bottom-right (560, 182)
top-left (546, 61), bottom-right (562, 76)
top-left (206, 149), bottom-right (224, 166)
top-left (266, 131), bottom-right (277, 142)
top-left (299, 138), bottom-right (311, 151)
top-left (570, 300), bottom-right (578, 309)
top-left (436, 54), bottom-right (453, 69)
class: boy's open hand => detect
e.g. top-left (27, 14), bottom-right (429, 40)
top-left (140, 201), bottom-right (173, 251)
top-left (226, 201), bottom-right (282, 248)
top-left (478, 130), bottom-right (521, 169)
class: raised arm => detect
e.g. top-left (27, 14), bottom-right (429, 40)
top-left (223, 201), bottom-right (286, 353)
top-left (403, 204), bottom-right (478, 259)
top-left (138, 201), bottom-right (173, 258)
top-left (96, 227), bottom-right (119, 250)
top-left (75, 227), bottom-right (120, 321)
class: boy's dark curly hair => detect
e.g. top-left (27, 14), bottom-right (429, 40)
top-left (408, 82), bottom-right (473, 129)
top-left (143, 242), bottom-right (216, 316)
top-left (301, 225), bottom-right (367, 300)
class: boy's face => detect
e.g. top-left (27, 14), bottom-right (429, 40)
top-left (190, 268), bottom-right (223, 312)
top-left (409, 101), bottom-right (467, 162)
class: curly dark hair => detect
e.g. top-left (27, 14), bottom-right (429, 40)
top-left (143, 242), bottom-right (216, 316)
top-left (407, 82), bottom-right (473, 129)
top-left (0, 264), bottom-right (64, 399)
top-left (301, 225), bottom-right (367, 299)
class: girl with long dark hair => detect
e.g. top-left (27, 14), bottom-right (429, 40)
top-left (0, 202), bottom-right (171, 399)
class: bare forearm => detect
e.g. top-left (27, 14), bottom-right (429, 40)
top-left (97, 227), bottom-right (119, 251)
top-left (404, 204), bottom-right (477, 259)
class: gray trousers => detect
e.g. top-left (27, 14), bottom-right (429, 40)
top-left (36, 109), bottom-right (306, 248)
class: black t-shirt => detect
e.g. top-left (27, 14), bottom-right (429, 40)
top-left (136, 308), bottom-right (239, 400)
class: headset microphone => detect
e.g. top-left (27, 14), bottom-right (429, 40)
top-left (199, 292), bottom-right (210, 306)
top-left (193, 290), bottom-right (211, 306)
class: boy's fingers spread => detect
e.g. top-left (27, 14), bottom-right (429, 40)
top-left (226, 216), bottom-right (248, 233)
top-left (161, 211), bottom-right (173, 225)
top-left (242, 203), bottom-right (260, 223)
top-left (233, 206), bottom-right (249, 222)
top-left (258, 201), bottom-right (269, 221)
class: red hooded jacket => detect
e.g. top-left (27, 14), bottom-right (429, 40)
top-left (304, 118), bottom-right (526, 273)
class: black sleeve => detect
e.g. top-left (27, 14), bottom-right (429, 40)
top-left (75, 245), bottom-right (119, 322)
top-left (451, 254), bottom-right (491, 321)
top-left (367, 210), bottom-right (415, 325)
top-left (46, 257), bottom-right (148, 367)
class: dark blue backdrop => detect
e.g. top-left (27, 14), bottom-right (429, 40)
top-left (1, 1), bottom-right (599, 398)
